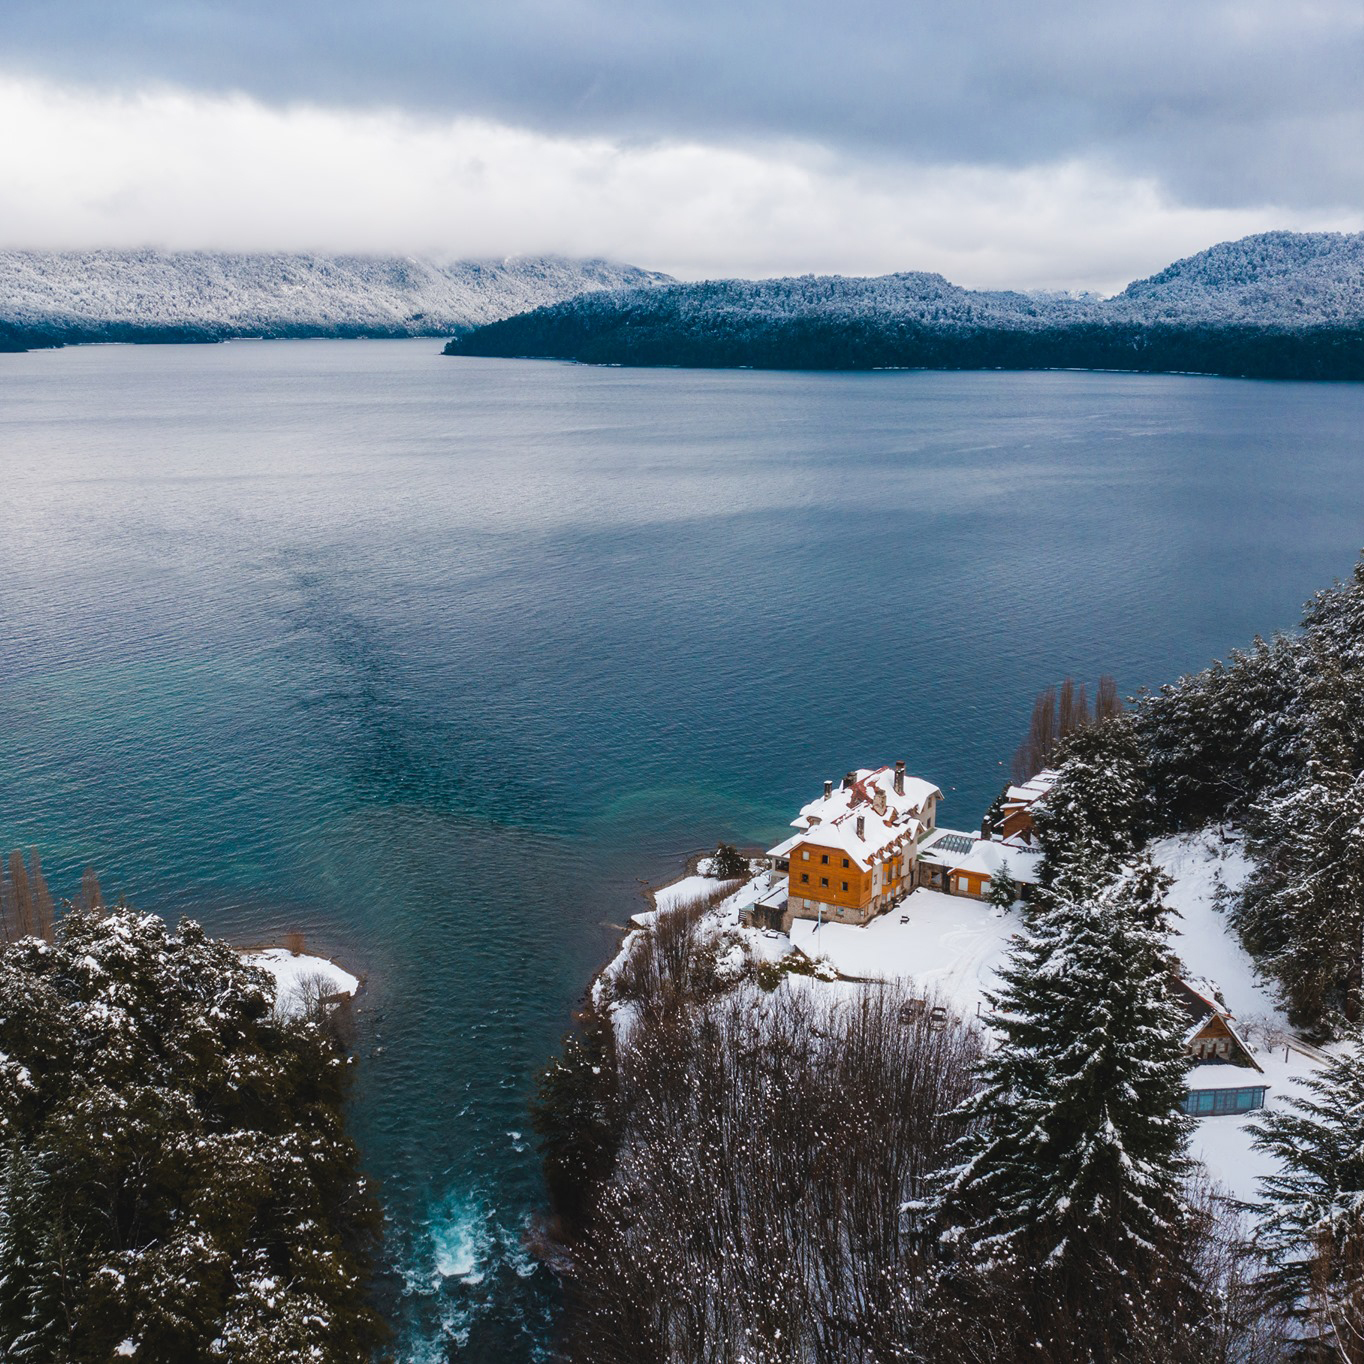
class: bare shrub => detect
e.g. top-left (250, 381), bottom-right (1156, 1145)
top-left (294, 970), bottom-right (339, 1015)
top-left (565, 982), bottom-right (983, 1364)
top-left (612, 886), bottom-right (739, 1010)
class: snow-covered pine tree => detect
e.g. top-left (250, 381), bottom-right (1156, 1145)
top-left (986, 867), bottom-right (1019, 911)
top-left (1032, 716), bottom-right (1154, 901)
top-left (1134, 633), bottom-right (1307, 831)
top-left (1250, 1027), bottom-right (1364, 1359)
top-left (940, 865), bottom-right (1196, 1358)
top-left (0, 905), bottom-right (384, 1364)
top-left (1301, 554), bottom-right (1364, 741)
top-left (1237, 644), bottom-right (1364, 1031)
top-left (1113, 852), bottom-right (1177, 936)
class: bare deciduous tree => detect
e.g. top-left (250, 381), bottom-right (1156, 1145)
top-left (1014, 676), bottom-right (1121, 781)
top-left (77, 867), bottom-right (105, 914)
top-left (1095, 673), bottom-right (1122, 722)
top-left (566, 975), bottom-right (983, 1364)
top-left (7, 851), bottom-right (33, 940)
top-left (28, 851), bottom-right (55, 943)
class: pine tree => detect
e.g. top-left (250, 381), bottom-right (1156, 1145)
top-left (711, 844), bottom-right (749, 880)
top-left (1134, 634), bottom-right (1307, 831)
top-left (1250, 1027), bottom-right (1364, 1359)
top-left (1033, 717), bottom-right (1154, 900)
top-left (1237, 646), bottom-right (1364, 1031)
top-left (1113, 853), bottom-right (1177, 936)
top-left (986, 868), bottom-right (1019, 911)
top-left (941, 868), bottom-right (1196, 1357)
top-left (0, 904), bottom-right (384, 1362)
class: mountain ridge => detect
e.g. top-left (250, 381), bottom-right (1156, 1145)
top-left (0, 250), bottom-right (672, 350)
top-left (444, 232), bottom-right (1364, 379)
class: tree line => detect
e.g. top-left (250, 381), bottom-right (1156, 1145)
top-left (449, 306), bottom-right (1364, 380)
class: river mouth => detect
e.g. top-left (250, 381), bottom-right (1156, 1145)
top-left (4, 340), bottom-right (1364, 1357)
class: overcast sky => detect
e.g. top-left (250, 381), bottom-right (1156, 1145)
top-left (1, 0), bottom-right (1361, 290)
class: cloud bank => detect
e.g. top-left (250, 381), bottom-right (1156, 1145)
top-left (1, 77), bottom-right (1356, 292)
top-left (0, 1), bottom-right (1361, 285)
top-left (2, 0), bottom-right (1362, 210)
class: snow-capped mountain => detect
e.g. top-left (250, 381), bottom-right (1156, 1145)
top-left (0, 250), bottom-right (672, 342)
top-left (447, 232), bottom-right (1364, 379)
top-left (1112, 231), bottom-right (1364, 325)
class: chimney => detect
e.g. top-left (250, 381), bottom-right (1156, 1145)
top-left (823, 780), bottom-right (833, 799)
top-left (843, 771), bottom-right (856, 791)
top-left (894, 760), bottom-right (905, 796)
top-left (980, 816), bottom-right (992, 842)
top-left (856, 814), bottom-right (865, 840)
top-left (873, 787), bottom-right (887, 815)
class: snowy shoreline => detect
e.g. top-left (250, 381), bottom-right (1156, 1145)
top-left (239, 944), bottom-right (362, 1019)
top-left (598, 830), bottom-right (1334, 1205)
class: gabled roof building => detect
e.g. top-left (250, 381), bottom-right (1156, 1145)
top-left (765, 763), bottom-right (941, 929)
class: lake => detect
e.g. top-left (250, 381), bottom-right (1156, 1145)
top-left (2, 340), bottom-right (1362, 1359)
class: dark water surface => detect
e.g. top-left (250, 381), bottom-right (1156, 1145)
top-left (3, 340), bottom-right (1363, 1358)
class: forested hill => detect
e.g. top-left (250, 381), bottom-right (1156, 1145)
top-left (445, 231), bottom-right (1364, 379)
top-left (0, 251), bottom-right (671, 349)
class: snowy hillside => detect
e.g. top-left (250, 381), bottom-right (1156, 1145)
top-left (1114, 230), bottom-right (1364, 325)
top-left (450, 231), bottom-right (1364, 377)
top-left (0, 250), bottom-right (671, 342)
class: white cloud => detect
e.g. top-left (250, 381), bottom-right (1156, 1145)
top-left (0, 75), bottom-right (1357, 293)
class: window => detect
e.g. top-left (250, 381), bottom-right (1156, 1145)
top-left (820, 877), bottom-right (829, 887)
top-left (802, 850), bottom-right (810, 860)
top-left (800, 873), bottom-right (809, 884)
top-left (842, 858), bottom-right (849, 868)
top-left (836, 906), bottom-right (844, 915)
top-left (821, 854), bottom-right (829, 865)
top-left (1182, 1087), bottom-right (1266, 1117)
top-left (841, 881), bottom-right (848, 891)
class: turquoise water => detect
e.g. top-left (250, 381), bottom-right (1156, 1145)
top-left (2, 339), bottom-right (1363, 1358)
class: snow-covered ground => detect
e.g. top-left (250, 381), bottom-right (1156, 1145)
top-left (243, 947), bottom-right (360, 1018)
top-left (1154, 830), bottom-right (1282, 1022)
top-left (789, 889), bottom-right (1017, 1013)
top-left (1186, 1042), bottom-right (1323, 1202)
top-left (1146, 829), bottom-right (1335, 1201)
top-left (623, 828), bottom-right (1330, 1208)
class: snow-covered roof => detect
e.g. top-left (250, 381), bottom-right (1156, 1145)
top-left (1001, 769), bottom-right (1060, 811)
top-left (771, 765), bottom-right (940, 871)
top-left (1177, 976), bottom-right (1228, 1015)
top-left (767, 832), bottom-right (804, 859)
top-left (1185, 1062), bottom-right (1269, 1092)
top-left (780, 808), bottom-right (923, 871)
top-left (918, 830), bottom-right (1045, 885)
top-left (794, 766), bottom-right (940, 830)
top-left (755, 875), bottom-right (790, 910)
